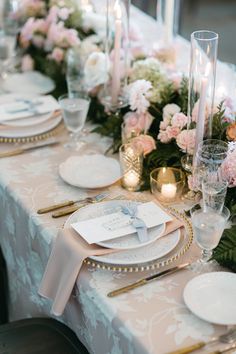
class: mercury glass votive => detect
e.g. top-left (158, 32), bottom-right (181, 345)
top-left (119, 143), bottom-right (143, 191)
top-left (150, 167), bottom-right (185, 204)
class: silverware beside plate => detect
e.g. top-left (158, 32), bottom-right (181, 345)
top-left (107, 262), bottom-right (190, 297)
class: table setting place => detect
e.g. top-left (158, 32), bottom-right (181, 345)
top-left (1, 0), bottom-right (236, 353)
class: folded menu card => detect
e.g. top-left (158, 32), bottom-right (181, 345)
top-left (0, 95), bottom-right (59, 122)
top-left (71, 201), bottom-right (172, 244)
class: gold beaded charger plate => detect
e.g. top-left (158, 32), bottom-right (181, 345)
top-left (65, 201), bottom-right (193, 272)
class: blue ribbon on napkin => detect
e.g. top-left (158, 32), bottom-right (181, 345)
top-left (121, 205), bottom-right (148, 243)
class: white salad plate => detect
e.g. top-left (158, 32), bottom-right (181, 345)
top-left (59, 155), bottom-right (121, 189)
top-left (184, 272), bottom-right (236, 325)
top-left (65, 200), bottom-right (181, 265)
top-left (2, 71), bottom-right (55, 95)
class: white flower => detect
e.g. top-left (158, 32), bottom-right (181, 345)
top-left (82, 12), bottom-right (106, 37)
top-left (129, 79), bottom-right (152, 114)
top-left (163, 103), bottom-right (181, 120)
top-left (84, 52), bottom-right (109, 89)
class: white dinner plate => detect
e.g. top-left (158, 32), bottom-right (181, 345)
top-left (66, 200), bottom-right (166, 250)
top-left (184, 272), bottom-right (236, 325)
top-left (0, 114), bottom-right (62, 138)
top-left (0, 94), bottom-right (58, 127)
top-left (65, 200), bottom-right (181, 265)
top-left (2, 71), bottom-right (55, 95)
top-left (59, 154), bottom-right (121, 189)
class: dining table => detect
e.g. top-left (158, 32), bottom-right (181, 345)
top-left (0, 5), bottom-right (236, 354)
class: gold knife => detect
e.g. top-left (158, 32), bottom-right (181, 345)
top-left (209, 343), bottom-right (236, 354)
top-left (107, 262), bottom-right (190, 297)
top-left (0, 141), bottom-right (60, 158)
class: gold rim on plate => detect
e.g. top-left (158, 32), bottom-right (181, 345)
top-left (83, 206), bottom-right (193, 272)
top-left (0, 121), bottom-right (64, 143)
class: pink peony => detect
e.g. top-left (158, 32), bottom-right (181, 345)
top-left (166, 125), bottom-right (181, 140)
top-left (221, 148), bottom-right (236, 187)
top-left (50, 47), bottom-right (64, 63)
top-left (21, 54), bottom-right (34, 71)
top-left (131, 134), bottom-right (156, 156)
top-left (176, 129), bottom-right (196, 155)
top-left (171, 112), bottom-right (188, 129)
top-left (157, 130), bottom-right (171, 143)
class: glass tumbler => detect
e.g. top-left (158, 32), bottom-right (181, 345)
top-left (119, 143), bottom-right (143, 192)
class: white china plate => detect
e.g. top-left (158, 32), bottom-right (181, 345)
top-left (65, 200), bottom-right (181, 265)
top-left (59, 154), bottom-right (121, 189)
top-left (184, 272), bottom-right (236, 325)
top-left (0, 94), bottom-right (56, 127)
top-left (66, 200), bottom-right (166, 250)
top-left (0, 114), bottom-right (62, 138)
top-left (2, 71), bottom-right (55, 95)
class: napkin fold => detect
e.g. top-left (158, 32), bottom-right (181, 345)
top-left (0, 95), bottom-right (59, 122)
top-left (38, 218), bottom-right (183, 316)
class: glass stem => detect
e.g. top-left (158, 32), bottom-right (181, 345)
top-left (201, 249), bottom-right (212, 263)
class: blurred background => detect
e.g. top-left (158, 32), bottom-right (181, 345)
top-left (132, 0), bottom-right (236, 65)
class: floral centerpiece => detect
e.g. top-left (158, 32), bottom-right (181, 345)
top-left (17, 0), bottom-right (236, 270)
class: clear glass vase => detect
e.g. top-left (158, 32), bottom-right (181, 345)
top-left (182, 30), bottom-right (218, 172)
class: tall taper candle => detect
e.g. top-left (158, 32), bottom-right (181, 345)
top-left (164, 0), bottom-right (175, 44)
top-left (111, 0), bottom-right (122, 106)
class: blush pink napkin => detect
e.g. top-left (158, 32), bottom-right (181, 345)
top-left (38, 219), bottom-right (183, 316)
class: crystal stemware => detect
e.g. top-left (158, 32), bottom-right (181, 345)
top-left (59, 92), bottom-right (91, 150)
top-left (191, 205), bottom-right (230, 265)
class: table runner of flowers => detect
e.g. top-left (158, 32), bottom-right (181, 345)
top-left (15, 0), bottom-right (236, 270)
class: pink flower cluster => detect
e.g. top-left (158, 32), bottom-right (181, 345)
top-left (221, 148), bottom-right (236, 187)
top-left (19, 4), bottom-right (80, 64)
top-left (157, 103), bottom-right (188, 143)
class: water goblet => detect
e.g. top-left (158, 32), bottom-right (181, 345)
top-left (59, 92), bottom-right (91, 150)
top-left (195, 139), bottom-right (228, 173)
top-left (191, 205), bottom-right (230, 266)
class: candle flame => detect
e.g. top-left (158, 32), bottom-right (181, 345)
top-left (114, 0), bottom-right (122, 20)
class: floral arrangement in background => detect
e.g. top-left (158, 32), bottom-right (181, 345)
top-left (17, 0), bottom-right (236, 205)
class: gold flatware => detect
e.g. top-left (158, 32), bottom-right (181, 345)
top-left (38, 192), bottom-right (109, 215)
top-left (168, 329), bottom-right (236, 354)
top-left (209, 343), bottom-right (236, 354)
top-left (0, 141), bottom-right (60, 158)
top-left (51, 192), bottom-right (109, 218)
top-left (107, 262), bottom-right (190, 298)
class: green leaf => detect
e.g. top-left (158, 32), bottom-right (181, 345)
top-left (212, 226), bottom-right (236, 272)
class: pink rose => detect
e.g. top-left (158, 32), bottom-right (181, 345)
top-left (21, 54), bottom-right (34, 72)
top-left (171, 112), bottom-right (188, 129)
top-left (221, 149), bottom-right (236, 187)
top-left (123, 111), bottom-right (153, 137)
top-left (50, 47), bottom-right (64, 63)
top-left (166, 125), bottom-right (181, 140)
top-left (157, 130), bottom-right (171, 143)
top-left (160, 120), bottom-right (169, 130)
top-left (131, 134), bottom-right (156, 156)
top-left (176, 129), bottom-right (196, 155)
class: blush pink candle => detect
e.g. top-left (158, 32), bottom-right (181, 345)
top-left (111, 0), bottom-right (122, 106)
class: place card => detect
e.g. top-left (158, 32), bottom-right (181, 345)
top-left (71, 201), bottom-right (172, 244)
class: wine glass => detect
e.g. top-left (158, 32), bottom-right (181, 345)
top-left (59, 91), bottom-right (91, 150)
top-left (202, 173), bottom-right (228, 213)
top-left (190, 205), bottom-right (230, 266)
top-left (2, 0), bottom-right (22, 74)
top-left (195, 139), bottom-right (228, 173)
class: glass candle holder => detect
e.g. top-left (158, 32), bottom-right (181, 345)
top-left (156, 0), bottom-right (180, 45)
top-left (150, 167), bottom-right (185, 204)
top-left (99, 0), bottom-right (130, 112)
top-left (119, 143), bottom-right (143, 191)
